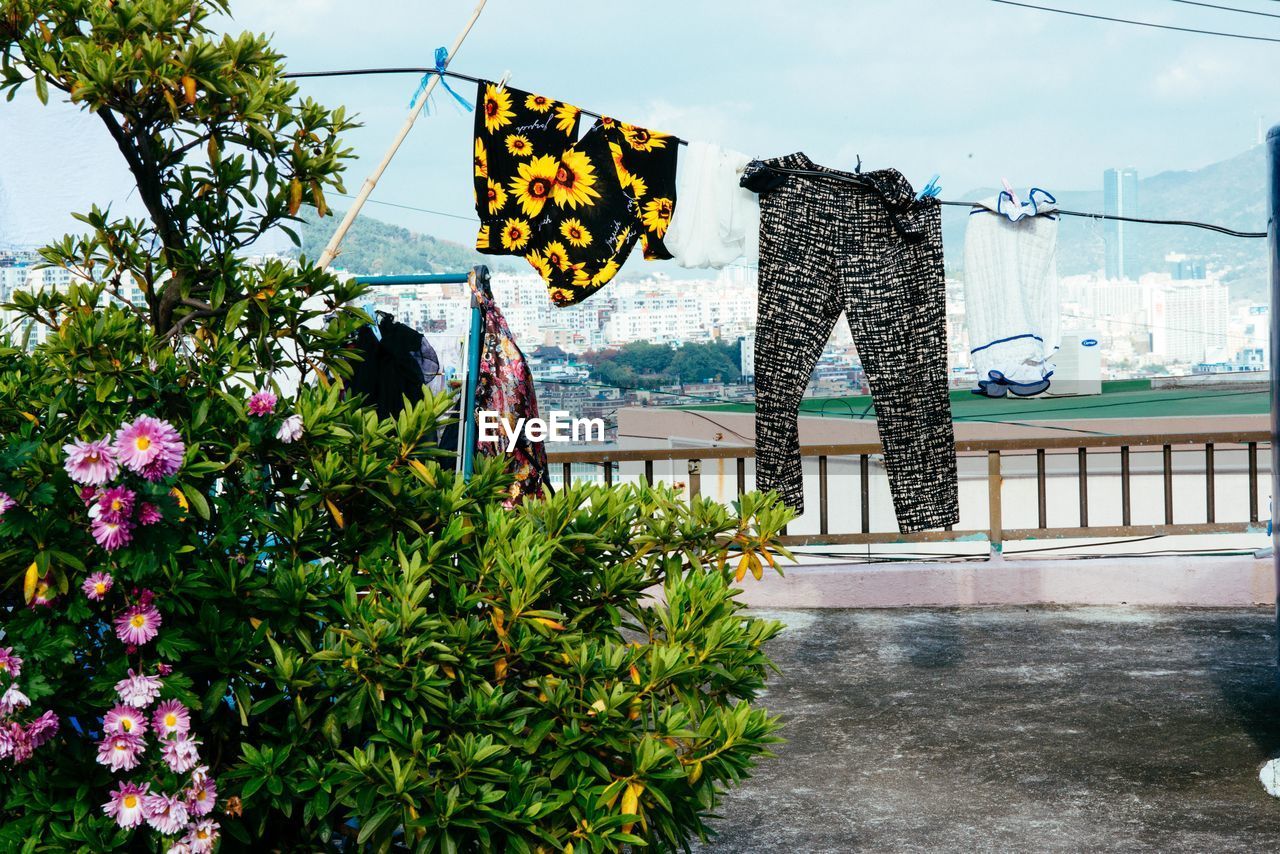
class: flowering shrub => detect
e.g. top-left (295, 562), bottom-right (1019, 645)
top-left (0, 1), bottom-right (794, 850)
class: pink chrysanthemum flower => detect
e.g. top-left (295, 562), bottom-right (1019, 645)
top-left (97, 486), bottom-right (135, 524)
top-left (0, 647), bottom-right (22, 679)
top-left (114, 670), bottom-right (162, 707)
top-left (3, 711), bottom-right (58, 763)
top-left (136, 502), bottom-right (163, 525)
top-left (27, 710), bottom-right (58, 744)
top-left (103, 780), bottom-right (149, 829)
top-left (276, 413), bottom-right (304, 443)
top-left (152, 699), bottom-right (191, 738)
top-left (97, 732), bottom-right (145, 772)
top-left (79, 486), bottom-right (101, 506)
top-left (62, 437), bottom-right (119, 485)
top-left (167, 843), bottom-right (193, 854)
top-left (247, 389), bottom-right (277, 417)
top-left (115, 416), bottom-right (185, 481)
top-left (0, 684), bottom-right (30, 715)
top-left (82, 572), bottom-right (114, 601)
top-left (0, 491), bottom-right (14, 518)
top-left (183, 818), bottom-right (220, 852)
top-left (114, 603), bottom-right (161, 646)
top-left (185, 774), bottom-right (217, 817)
top-left (91, 516), bottom-right (133, 552)
top-left (0, 722), bottom-right (17, 761)
top-left (162, 735), bottom-right (201, 774)
top-left (143, 791), bottom-right (190, 835)
top-left (103, 704), bottom-right (149, 737)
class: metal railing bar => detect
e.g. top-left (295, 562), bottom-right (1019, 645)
top-left (1205, 443), bottom-right (1215, 523)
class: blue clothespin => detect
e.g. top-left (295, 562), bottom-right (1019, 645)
top-left (408, 47), bottom-right (475, 113)
top-left (915, 174), bottom-right (941, 201)
top-left (361, 301), bottom-right (382, 341)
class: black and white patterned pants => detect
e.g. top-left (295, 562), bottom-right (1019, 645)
top-left (754, 153), bottom-right (959, 533)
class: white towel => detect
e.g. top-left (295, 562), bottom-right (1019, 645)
top-left (665, 141), bottom-right (759, 269)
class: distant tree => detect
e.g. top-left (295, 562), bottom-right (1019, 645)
top-left (615, 341), bottom-right (676, 375)
top-left (669, 343), bottom-right (740, 384)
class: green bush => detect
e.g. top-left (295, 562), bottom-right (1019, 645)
top-left (0, 1), bottom-right (793, 850)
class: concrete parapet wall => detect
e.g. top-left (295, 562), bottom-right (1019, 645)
top-left (734, 555), bottom-right (1277, 608)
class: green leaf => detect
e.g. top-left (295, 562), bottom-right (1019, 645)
top-left (180, 484), bottom-right (211, 520)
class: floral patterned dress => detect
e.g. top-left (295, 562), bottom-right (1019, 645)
top-left (472, 80), bottom-right (679, 306)
top-left (470, 279), bottom-right (549, 506)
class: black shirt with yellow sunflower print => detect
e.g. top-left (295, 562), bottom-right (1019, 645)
top-left (472, 80), bottom-right (678, 306)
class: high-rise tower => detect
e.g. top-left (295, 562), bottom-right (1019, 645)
top-left (1103, 167), bottom-right (1139, 280)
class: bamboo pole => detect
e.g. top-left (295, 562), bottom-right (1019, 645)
top-left (317, 0), bottom-right (488, 270)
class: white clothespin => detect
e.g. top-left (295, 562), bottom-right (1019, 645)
top-left (497, 70), bottom-right (513, 91)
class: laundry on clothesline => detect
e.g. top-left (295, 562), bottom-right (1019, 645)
top-left (745, 153), bottom-right (959, 534)
top-left (472, 80), bottom-right (678, 305)
top-left (665, 141), bottom-right (759, 269)
top-left (469, 276), bottom-right (549, 505)
top-left (963, 187), bottom-right (1060, 399)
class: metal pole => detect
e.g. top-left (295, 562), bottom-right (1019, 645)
top-left (1269, 124), bottom-right (1280, 671)
top-left (461, 266), bottom-right (488, 481)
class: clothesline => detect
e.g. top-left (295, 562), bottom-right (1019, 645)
top-left (283, 66), bottom-right (1267, 240)
top-left (936, 200), bottom-right (1264, 238)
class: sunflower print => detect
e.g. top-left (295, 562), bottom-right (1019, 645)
top-left (542, 241), bottom-right (571, 272)
top-left (560, 218), bottom-right (592, 247)
top-left (622, 123), bottom-right (668, 152)
top-left (505, 134), bottom-right (533, 157)
top-left (591, 259), bottom-right (620, 286)
top-left (525, 93), bottom-right (554, 113)
top-left (486, 179), bottom-right (507, 216)
top-left (555, 103), bottom-right (579, 135)
top-left (642, 197), bottom-right (674, 238)
top-left (526, 249), bottom-right (552, 280)
top-left (613, 226), bottom-right (632, 253)
top-left (550, 150), bottom-right (601, 209)
top-left (472, 79), bottom-right (678, 306)
top-left (608, 141), bottom-right (632, 189)
top-left (482, 84), bottom-right (515, 134)
top-left (509, 155), bottom-right (559, 217)
top-left (500, 217), bottom-right (531, 251)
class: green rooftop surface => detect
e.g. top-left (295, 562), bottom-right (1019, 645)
top-left (687, 379), bottom-right (1268, 422)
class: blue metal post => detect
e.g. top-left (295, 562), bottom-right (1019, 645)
top-left (1269, 125), bottom-right (1280, 670)
top-left (461, 266), bottom-right (489, 481)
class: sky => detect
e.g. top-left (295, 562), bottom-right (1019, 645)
top-left (2, 0), bottom-right (1279, 252)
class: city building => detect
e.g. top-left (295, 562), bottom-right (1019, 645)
top-left (1103, 167), bottom-right (1139, 280)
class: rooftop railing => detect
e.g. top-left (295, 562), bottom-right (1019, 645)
top-left (545, 430), bottom-right (1272, 549)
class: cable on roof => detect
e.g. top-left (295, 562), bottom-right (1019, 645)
top-left (286, 67), bottom-right (1268, 238)
top-left (936, 202), bottom-right (1263, 237)
top-left (332, 192), bottom-right (475, 222)
top-left (1165, 0), bottom-right (1280, 20)
top-left (284, 67), bottom-right (690, 146)
top-left (987, 0), bottom-right (1280, 43)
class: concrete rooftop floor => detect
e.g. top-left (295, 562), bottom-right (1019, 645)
top-left (697, 607), bottom-right (1280, 853)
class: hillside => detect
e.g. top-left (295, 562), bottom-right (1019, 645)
top-left (289, 210), bottom-right (513, 276)
top-left (941, 145), bottom-right (1270, 299)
